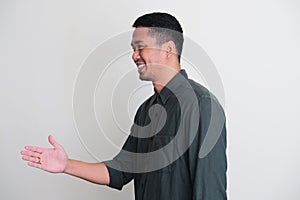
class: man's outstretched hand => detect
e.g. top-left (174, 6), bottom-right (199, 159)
top-left (21, 135), bottom-right (68, 173)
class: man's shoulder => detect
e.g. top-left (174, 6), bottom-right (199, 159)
top-left (187, 79), bottom-right (211, 98)
top-left (187, 79), bottom-right (223, 107)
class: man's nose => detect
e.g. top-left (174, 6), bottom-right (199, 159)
top-left (132, 49), bottom-right (140, 61)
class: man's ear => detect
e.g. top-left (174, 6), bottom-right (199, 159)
top-left (165, 40), bottom-right (177, 57)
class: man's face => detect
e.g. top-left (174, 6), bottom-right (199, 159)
top-left (131, 27), bottom-right (166, 81)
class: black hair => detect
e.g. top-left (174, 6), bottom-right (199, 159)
top-left (132, 12), bottom-right (184, 62)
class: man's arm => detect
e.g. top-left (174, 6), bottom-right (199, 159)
top-left (189, 96), bottom-right (227, 199)
top-left (20, 135), bottom-right (110, 185)
top-left (64, 160), bottom-right (110, 185)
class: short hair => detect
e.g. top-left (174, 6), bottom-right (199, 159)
top-left (132, 12), bottom-right (184, 62)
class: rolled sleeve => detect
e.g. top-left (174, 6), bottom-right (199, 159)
top-left (102, 134), bottom-right (137, 190)
top-left (103, 161), bottom-right (130, 190)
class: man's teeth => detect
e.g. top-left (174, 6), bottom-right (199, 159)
top-left (138, 64), bottom-right (145, 69)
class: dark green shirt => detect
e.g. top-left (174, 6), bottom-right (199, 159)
top-left (104, 70), bottom-right (227, 200)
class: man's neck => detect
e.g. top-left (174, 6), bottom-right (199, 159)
top-left (153, 67), bottom-right (181, 93)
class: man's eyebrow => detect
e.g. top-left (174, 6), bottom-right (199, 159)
top-left (131, 40), bottom-right (143, 47)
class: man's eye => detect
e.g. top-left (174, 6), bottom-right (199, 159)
top-left (132, 46), bottom-right (145, 52)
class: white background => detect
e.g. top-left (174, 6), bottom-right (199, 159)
top-left (1, 0), bottom-right (300, 199)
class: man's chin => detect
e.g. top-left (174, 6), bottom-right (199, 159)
top-left (139, 74), bottom-right (151, 81)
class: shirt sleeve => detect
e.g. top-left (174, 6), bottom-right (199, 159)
top-left (102, 100), bottom-right (150, 191)
top-left (188, 95), bottom-right (227, 200)
top-left (103, 135), bottom-right (137, 190)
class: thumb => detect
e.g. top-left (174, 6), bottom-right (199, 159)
top-left (48, 135), bottom-right (62, 149)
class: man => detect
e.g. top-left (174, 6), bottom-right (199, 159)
top-left (21, 12), bottom-right (227, 199)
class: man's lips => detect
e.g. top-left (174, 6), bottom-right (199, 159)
top-left (136, 63), bottom-right (146, 73)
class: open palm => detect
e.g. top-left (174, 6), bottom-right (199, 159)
top-left (21, 135), bottom-right (68, 173)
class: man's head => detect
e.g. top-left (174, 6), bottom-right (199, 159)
top-left (131, 12), bottom-right (184, 82)
top-left (132, 12), bottom-right (184, 62)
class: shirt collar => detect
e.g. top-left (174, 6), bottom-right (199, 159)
top-left (154, 69), bottom-right (188, 105)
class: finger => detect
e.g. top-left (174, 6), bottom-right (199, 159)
top-left (28, 161), bottom-right (42, 169)
top-left (22, 155), bottom-right (40, 163)
top-left (24, 146), bottom-right (43, 153)
top-left (48, 135), bottom-right (61, 149)
top-left (20, 150), bottom-right (41, 158)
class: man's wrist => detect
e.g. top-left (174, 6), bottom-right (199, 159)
top-left (63, 159), bottom-right (73, 174)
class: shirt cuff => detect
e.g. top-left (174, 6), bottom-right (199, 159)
top-left (103, 160), bottom-right (124, 190)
